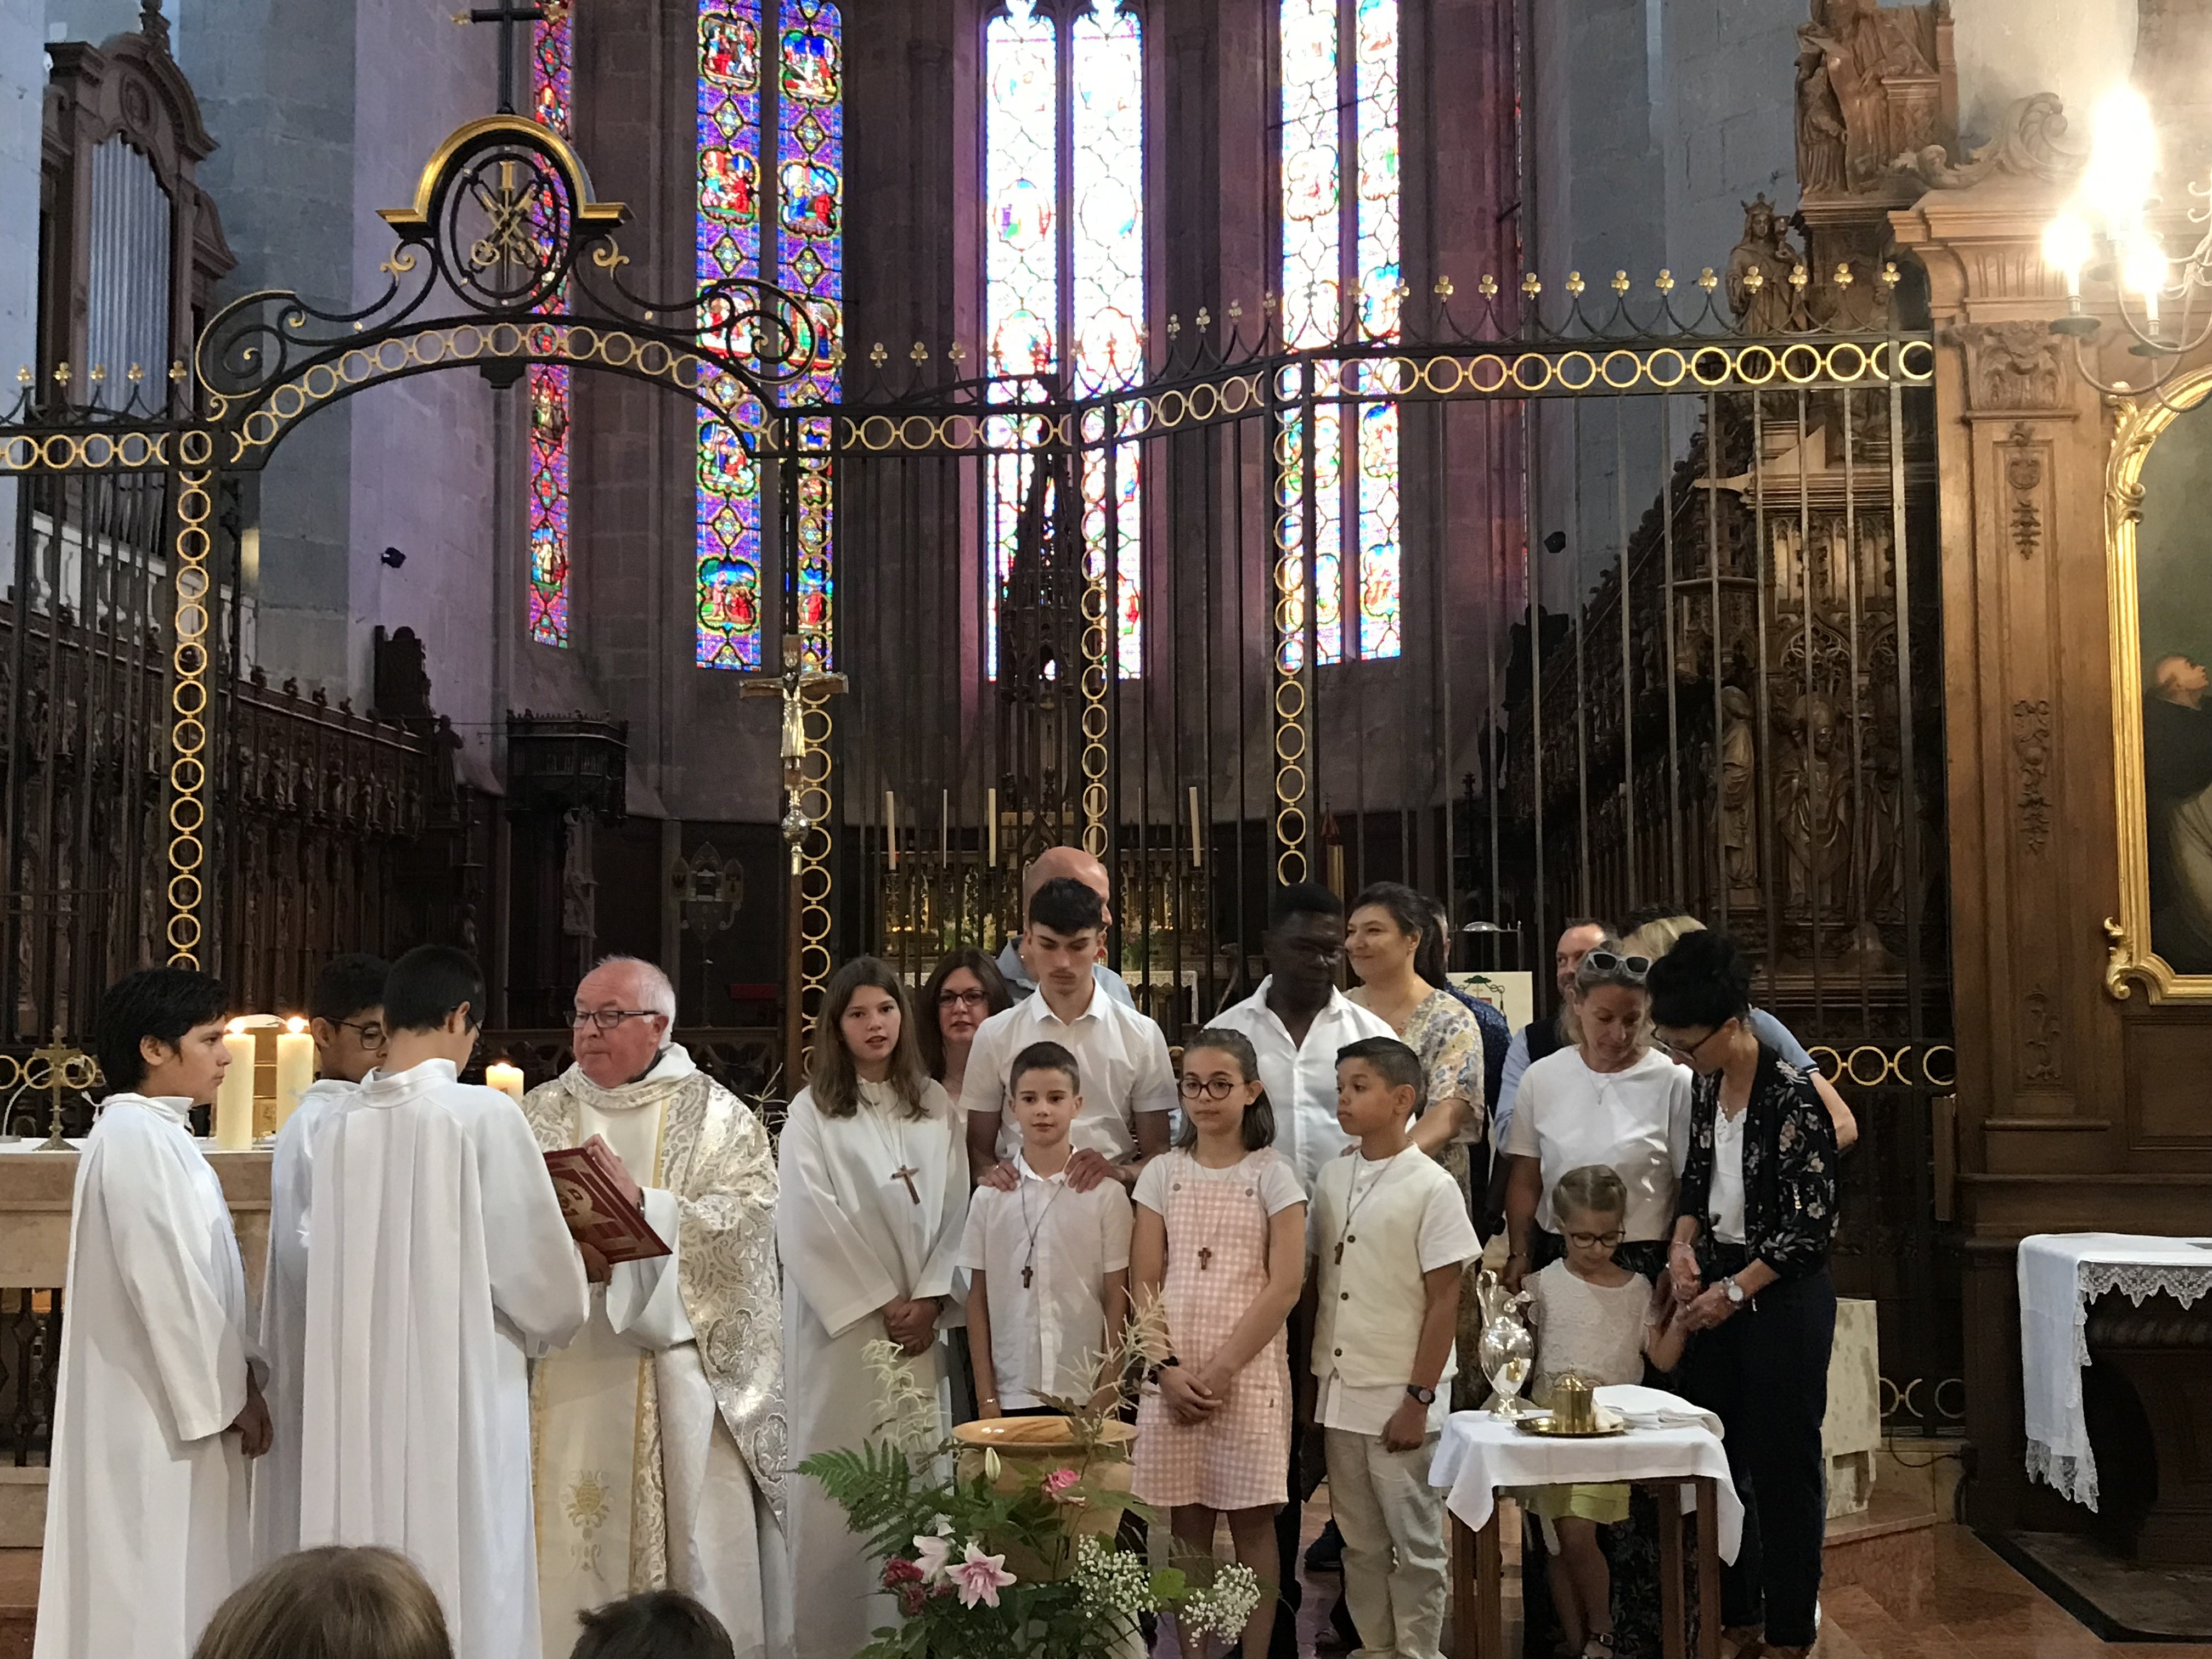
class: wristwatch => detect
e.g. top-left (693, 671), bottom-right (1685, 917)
top-left (1144, 1356), bottom-right (1181, 1387)
top-left (1723, 1276), bottom-right (1747, 1306)
top-left (1405, 1384), bottom-right (1437, 1406)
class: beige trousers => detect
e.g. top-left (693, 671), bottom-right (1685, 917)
top-left (1325, 1427), bottom-right (1451, 1659)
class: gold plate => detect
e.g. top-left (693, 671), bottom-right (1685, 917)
top-left (1514, 1412), bottom-right (1629, 1439)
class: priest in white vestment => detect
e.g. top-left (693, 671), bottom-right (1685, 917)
top-left (37, 968), bottom-right (271, 1659)
top-left (522, 956), bottom-right (789, 1659)
top-left (298, 945), bottom-right (590, 1659)
top-left (780, 960), bottom-right (969, 1659)
top-left (251, 951), bottom-right (388, 1566)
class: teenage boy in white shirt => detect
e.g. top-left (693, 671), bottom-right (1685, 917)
top-left (963, 878), bottom-right (1176, 1194)
top-left (963, 1041), bottom-right (1133, 1417)
top-left (1307, 1037), bottom-right (1480, 1659)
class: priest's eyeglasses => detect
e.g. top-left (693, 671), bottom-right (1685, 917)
top-left (571, 1008), bottom-right (658, 1030)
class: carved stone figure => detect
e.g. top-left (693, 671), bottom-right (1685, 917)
top-left (561, 806), bottom-right (597, 941)
top-left (1726, 195), bottom-right (1805, 334)
top-left (1720, 685), bottom-right (1761, 904)
top-left (1796, 0), bottom-right (1941, 194)
top-left (1777, 691), bottom-right (1854, 912)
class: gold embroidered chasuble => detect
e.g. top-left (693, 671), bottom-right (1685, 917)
top-left (522, 1049), bottom-right (786, 1602)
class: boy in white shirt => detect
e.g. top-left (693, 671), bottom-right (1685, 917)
top-left (963, 878), bottom-right (1176, 1194)
top-left (1308, 1037), bottom-right (1480, 1659)
top-left (963, 1041), bottom-right (1133, 1416)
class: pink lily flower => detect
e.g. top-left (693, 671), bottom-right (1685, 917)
top-left (950, 1543), bottom-right (1017, 1609)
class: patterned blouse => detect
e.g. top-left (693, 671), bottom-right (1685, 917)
top-left (1401, 988), bottom-right (1486, 1143)
top-left (1675, 1045), bottom-right (1837, 1282)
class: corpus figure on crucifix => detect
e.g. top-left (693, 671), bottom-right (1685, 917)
top-left (776, 959), bottom-right (967, 1659)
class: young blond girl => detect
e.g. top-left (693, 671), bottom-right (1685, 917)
top-left (1523, 1165), bottom-right (1687, 1659)
top-left (1131, 1028), bottom-right (1306, 1659)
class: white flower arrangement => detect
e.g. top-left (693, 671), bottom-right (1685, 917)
top-left (1177, 1561), bottom-right (1265, 1643)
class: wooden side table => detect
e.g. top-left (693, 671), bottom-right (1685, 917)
top-left (1448, 1476), bottom-right (1723, 1659)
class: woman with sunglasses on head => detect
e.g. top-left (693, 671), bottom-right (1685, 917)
top-left (1648, 930), bottom-right (1838, 1659)
top-left (1500, 943), bottom-right (1692, 1294)
top-left (917, 947), bottom-right (1013, 1102)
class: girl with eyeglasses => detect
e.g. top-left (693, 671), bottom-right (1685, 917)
top-left (1517, 1166), bottom-right (1690, 1659)
top-left (1501, 944), bottom-right (1694, 1294)
top-left (916, 947), bottom-right (1012, 1101)
top-left (1647, 930), bottom-right (1838, 1659)
top-left (1130, 1028), bottom-right (1307, 1659)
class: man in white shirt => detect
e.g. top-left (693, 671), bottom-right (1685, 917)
top-left (1208, 882), bottom-right (1396, 1187)
top-left (995, 844), bottom-right (1136, 1006)
top-left (963, 877), bottom-right (1175, 1192)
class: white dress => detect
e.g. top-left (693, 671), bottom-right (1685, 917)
top-left (36, 1095), bottom-right (258, 1659)
top-left (297, 1059), bottom-right (591, 1659)
top-left (1527, 1261), bottom-right (1653, 1397)
top-left (778, 1078), bottom-right (967, 1659)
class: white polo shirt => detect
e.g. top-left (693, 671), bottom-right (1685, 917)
top-left (957, 981), bottom-right (1178, 1165)
top-left (1207, 979), bottom-right (1397, 1187)
top-left (960, 1155), bottom-right (1134, 1408)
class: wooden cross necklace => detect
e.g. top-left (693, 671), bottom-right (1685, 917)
top-left (1333, 1152), bottom-right (1397, 1266)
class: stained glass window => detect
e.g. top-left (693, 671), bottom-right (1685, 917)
top-left (1278, 0), bottom-right (1402, 663)
top-left (526, 5), bottom-right (575, 647)
top-left (696, 1), bottom-right (842, 672)
top-left (984, 0), bottom-right (1146, 680)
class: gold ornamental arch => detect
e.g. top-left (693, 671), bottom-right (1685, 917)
top-left (0, 115), bottom-right (842, 988)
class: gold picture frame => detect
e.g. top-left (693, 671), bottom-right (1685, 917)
top-left (2105, 365), bottom-right (2212, 1001)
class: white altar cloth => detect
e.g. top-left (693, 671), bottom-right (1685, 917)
top-left (2017, 1232), bottom-right (2212, 1510)
top-left (1427, 1390), bottom-right (1743, 1563)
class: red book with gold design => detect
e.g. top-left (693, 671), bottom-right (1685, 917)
top-left (544, 1142), bottom-right (671, 1263)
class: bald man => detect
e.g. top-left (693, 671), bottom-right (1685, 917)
top-left (995, 845), bottom-right (1136, 1007)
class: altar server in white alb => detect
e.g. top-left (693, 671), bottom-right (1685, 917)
top-left (780, 958), bottom-right (969, 1659)
top-left (36, 968), bottom-right (272, 1659)
top-left (298, 945), bottom-right (591, 1659)
top-left (523, 956), bottom-right (790, 1659)
top-left (250, 951), bottom-right (387, 1566)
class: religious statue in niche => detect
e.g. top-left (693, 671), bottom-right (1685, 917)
top-left (1719, 686), bottom-right (1762, 906)
top-left (1776, 692), bottom-right (1854, 914)
top-left (1794, 0), bottom-right (1945, 196)
top-left (1726, 195), bottom-right (1807, 334)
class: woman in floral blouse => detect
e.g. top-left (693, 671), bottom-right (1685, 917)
top-left (1647, 930), bottom-right (1838, 1659)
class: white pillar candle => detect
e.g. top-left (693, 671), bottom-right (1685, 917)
top-left (274, 1017), bottom-right (314, 1132)
top-left (485, 1062), bottom-right (526, 1104)
top-left (214, 1020), bottom-right (256, 1150)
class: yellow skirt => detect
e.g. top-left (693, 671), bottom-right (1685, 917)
top-left (1512, 1481), bottom-right (1632, 1545)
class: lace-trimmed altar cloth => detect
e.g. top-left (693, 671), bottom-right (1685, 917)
top-left (2017, 1232), bottom-right (2212, 1510)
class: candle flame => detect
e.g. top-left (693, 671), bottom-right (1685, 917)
top-left (227, 1017), bottom-right (247, 1034)
top-left (285, 1015), bottom-right (308, 1034)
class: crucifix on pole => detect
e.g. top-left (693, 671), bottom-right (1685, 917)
top-left (450, 0), bottom-right (571, 114)
top-left (740, 630), bottom-right (846, 1087)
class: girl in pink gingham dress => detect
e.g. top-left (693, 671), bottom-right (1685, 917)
top-left (1132, 1028), bottom-right (1308, 1659)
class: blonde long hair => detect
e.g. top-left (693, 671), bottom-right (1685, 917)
top-left (190, 1547), bottom-right (452, 1659)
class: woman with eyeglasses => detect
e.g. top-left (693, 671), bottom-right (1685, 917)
top-left (917, 947), bottom-right (1013, 1101)
top-left (1648, 931), bottom-right (1838, 1659)
top-left (1500, 943), bottom-right (1692, 1294)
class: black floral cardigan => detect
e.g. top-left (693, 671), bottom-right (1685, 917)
top-left (1675, 1045), bottom-right (1838, 1282)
